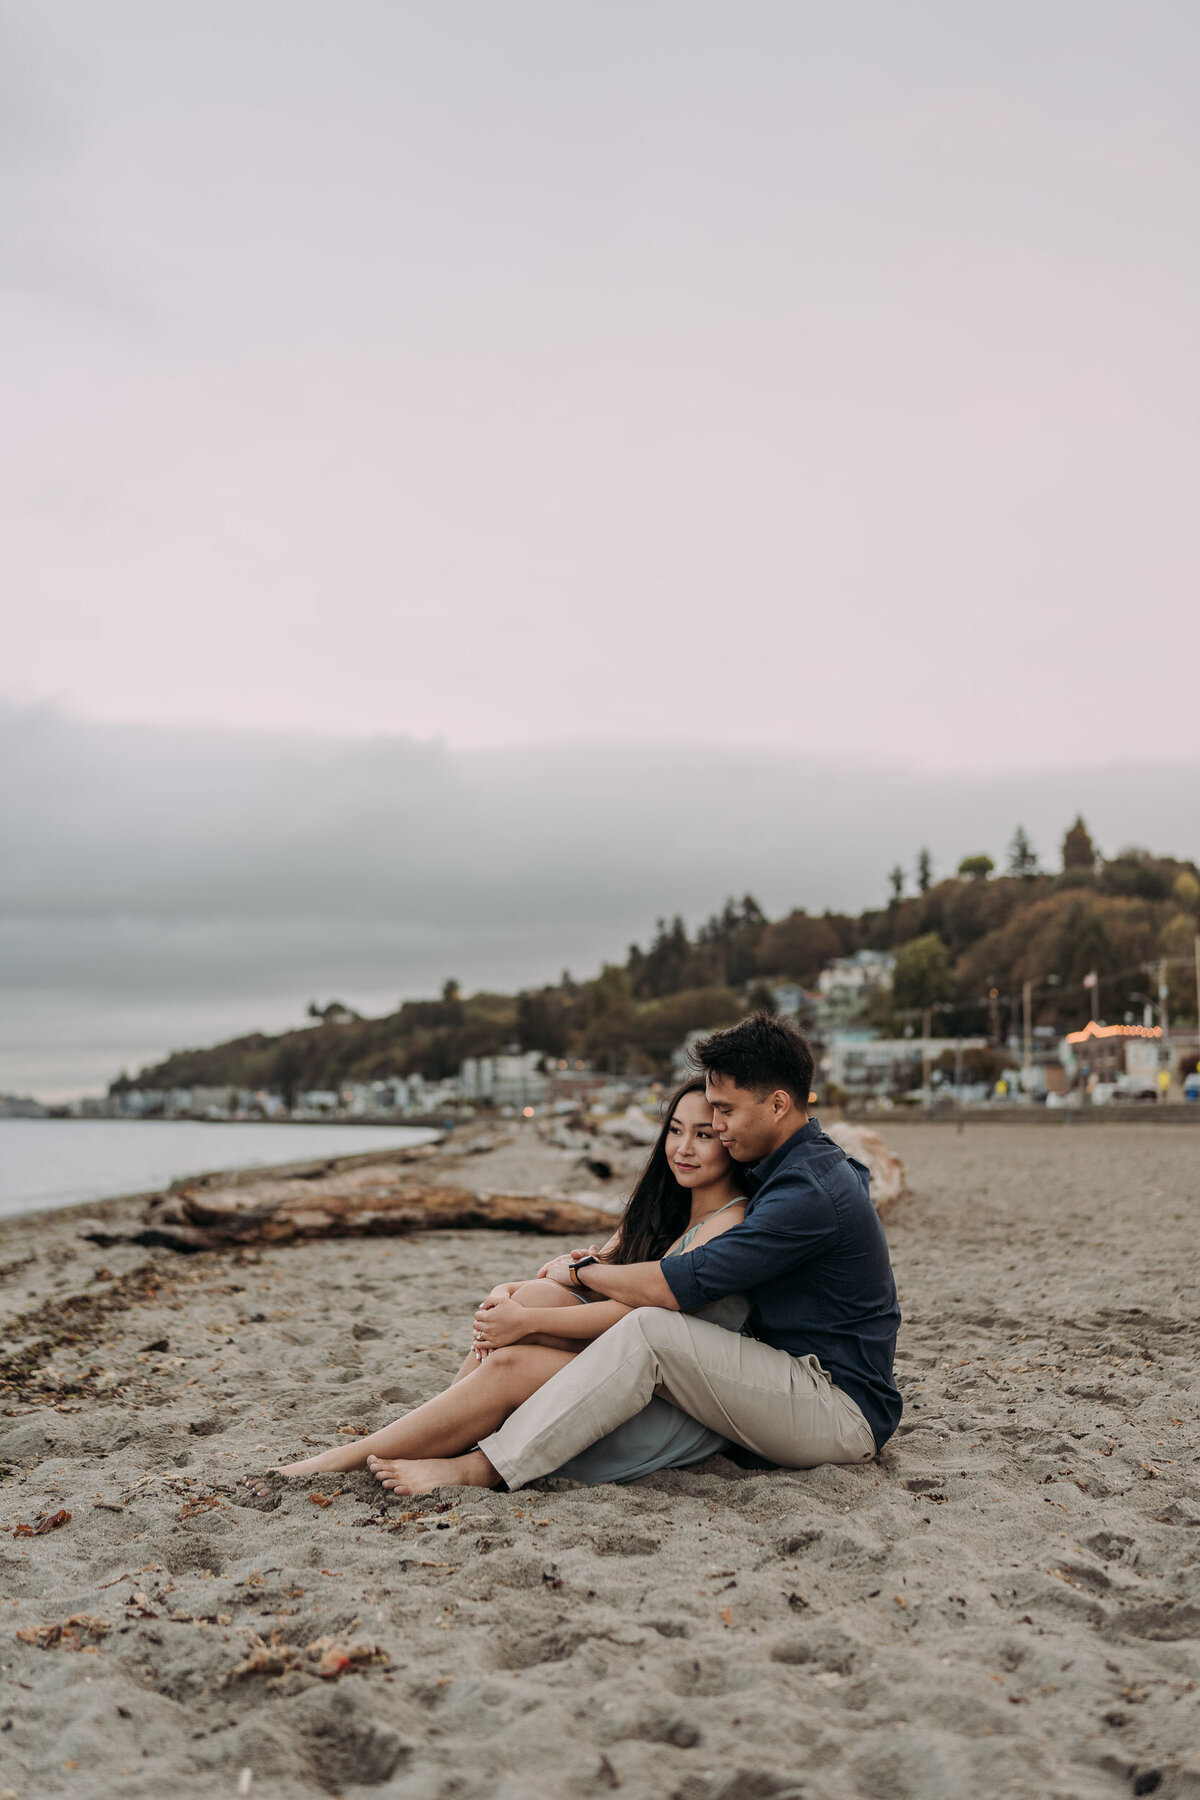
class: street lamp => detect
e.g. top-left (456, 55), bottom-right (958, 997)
top-left (1021, 974), bottom-right (1060, 1098)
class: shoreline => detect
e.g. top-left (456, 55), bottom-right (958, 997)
top-left (0, 1121), bottom-right (446, 1232)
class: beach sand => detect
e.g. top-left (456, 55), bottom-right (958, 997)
top-left (2, 1122), bottom-right (1199, 1799)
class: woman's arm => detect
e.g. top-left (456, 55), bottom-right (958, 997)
top-left (472, 1294), bottom-right (630, 1348)
top-left (486, 1229), bottom-right (620, 1300)
top-left (539, 1203), bottom-right (747, 1308)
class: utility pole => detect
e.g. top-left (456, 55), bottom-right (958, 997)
top-left (955, 1036), bottom-right (964, 1135)
top-left (1022, 978), bottom-right (1033, 1102)
top-left (1159, 955), bottom-right (1171, 1102)
top-left (922, 1007), bottom-right (932, 1113)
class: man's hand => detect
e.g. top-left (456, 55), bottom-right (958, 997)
top-left (472, 1297), bottom-right (530, 1348)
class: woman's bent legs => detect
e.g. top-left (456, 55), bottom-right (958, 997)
top-left (272, 1342), bottom-right (578, 1478)
top-left (452, 1278), bottom-right (585, 1379)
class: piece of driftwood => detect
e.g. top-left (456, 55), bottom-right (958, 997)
top-left (825, 1123), bottom-right (907, 1213)
top-left (81, 1165), bottom-right (615, 1254)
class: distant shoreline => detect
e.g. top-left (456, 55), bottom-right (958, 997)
top-left (15, 1112), bottom-right (454, 1130)
top-left (0, 1118), bottom-right (443, 1227)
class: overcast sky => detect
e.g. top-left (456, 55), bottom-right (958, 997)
top-left (3, 3), bottom-right (1198, 1092)
top-left (5, 703), bottom-right (1196, 1097)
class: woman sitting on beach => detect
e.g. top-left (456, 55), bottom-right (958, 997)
top-left (247, 1078), bottom-right (749, 1495)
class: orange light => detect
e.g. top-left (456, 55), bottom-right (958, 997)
top-left (1064, 1021), bottom-right (1162, 1044)
top-left (522, 1105), bottom-right (535, 1117)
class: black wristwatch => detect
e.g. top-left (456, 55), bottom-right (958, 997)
top-left (569, 1254), bottom-right (598, 1287)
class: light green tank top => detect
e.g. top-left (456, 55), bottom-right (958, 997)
top-left (664, 1197), bottom-right (751, 1333)
top-left (664, 1195), bottom-right (746, 1259)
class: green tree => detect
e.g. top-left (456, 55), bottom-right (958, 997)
top-left (888, 865), bottom-right (905, 904)
top-left (754, 910), bottom-right (841, 984)
top-left (916, 848), bottom-right (933, 894)
top-left (1007, 826), bottom-right (1038, 879)
top-left (695, 895), bottom-right (767, 986)
top-left (891, 933), bottom-right (955, 1016)
top-left (957, 854), bottom-right (995, 882)
top-left (627, 916), bottom-right (694, 998)
top-left (1062, 816), bottom-right (1096, 875)
top-left (1174, 871), bottom-right (1200, 915)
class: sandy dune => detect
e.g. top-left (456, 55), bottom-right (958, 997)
top-left (2, 1122), bottom-right (1199, 1799)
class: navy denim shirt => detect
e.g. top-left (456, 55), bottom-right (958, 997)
top-left (659, 1118), bottom-right (902, 1450)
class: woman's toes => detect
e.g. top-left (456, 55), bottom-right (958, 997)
top-left (235, 1473), bottom-right (281, 1511)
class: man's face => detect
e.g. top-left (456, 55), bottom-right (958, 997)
top-left (704, 1073), bottom-right (796, 1163)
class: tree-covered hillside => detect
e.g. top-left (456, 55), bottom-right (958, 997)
top-left (116, 819), bottom-right (1199, 1095)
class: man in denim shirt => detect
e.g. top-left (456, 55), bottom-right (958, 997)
top-left (468, 1013), bottom-right (902, 1490)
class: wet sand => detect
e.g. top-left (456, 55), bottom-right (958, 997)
top-left (2, 1123), bottom-right (1199, 1799)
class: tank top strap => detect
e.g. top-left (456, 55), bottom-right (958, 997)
top-left (666, 1195), bottom-right (746, 1258)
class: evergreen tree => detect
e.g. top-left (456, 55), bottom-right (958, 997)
top-left (1007, 826), bottom-right (1039, 879)
top-left (917, 848), bottom-right (933, 894)
top-left (1062, 816), bottom-right (1097, 874)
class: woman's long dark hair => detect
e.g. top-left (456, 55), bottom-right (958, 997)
top-left (608, 1077), bottom-right (721, 1265)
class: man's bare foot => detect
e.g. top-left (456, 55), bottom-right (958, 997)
top-left (366, 1451), bottom-right (499, 1494)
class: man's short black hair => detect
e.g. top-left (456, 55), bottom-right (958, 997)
top-left (692, 1010), bottom-right (815, 1107)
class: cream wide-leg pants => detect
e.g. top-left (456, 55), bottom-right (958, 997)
top-left (478, 1307), bottom-right (877, 1490)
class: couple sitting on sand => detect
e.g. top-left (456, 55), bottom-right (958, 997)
top-left (246, 1012), bottom-right (902, 1498)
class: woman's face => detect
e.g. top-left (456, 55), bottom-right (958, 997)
top-left (665, 1089), bottom-right (733, 1189)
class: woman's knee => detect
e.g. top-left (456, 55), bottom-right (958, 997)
top-left (510, 1279), bottom-right (580, 1310)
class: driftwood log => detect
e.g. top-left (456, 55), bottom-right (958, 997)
top-left (81, 1161), bottom-right (617, 1254)
top-left (77, 1125), bottom-right (904, 1255)
top-left (825, 1123), bottom-right (907, 1213)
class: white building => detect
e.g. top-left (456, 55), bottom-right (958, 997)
top-left (825, 1031), bottom-right (987, 1101)
top-left (458, 1052), bottom-right (547, 1109)
top-left (814, 952), bottom-right (895, 1030)
top-left (298, 1089), bottom-right (341, 1116)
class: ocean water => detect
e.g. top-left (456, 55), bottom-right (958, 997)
top-left (0, 1118), bottom-right (442, 1222)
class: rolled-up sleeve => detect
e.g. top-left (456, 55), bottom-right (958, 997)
top-left (660, 1187), bottom-right (840, 1312)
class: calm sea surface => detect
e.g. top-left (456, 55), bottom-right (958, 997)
top-left (0, 1119), bottom-right (442, 1222)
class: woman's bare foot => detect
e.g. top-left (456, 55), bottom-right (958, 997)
top-left (237, 1473), bottom-right (282, 1509)
top-left (366, 1450), bottom-right (498, 1494)
top-left (269, 1450), bottom-right (354, 1478)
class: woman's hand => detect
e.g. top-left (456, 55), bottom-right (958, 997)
top-left (537, 1246), bottom-right (604, 1282)
top-left (472, 1297), bottom-right (530, 1349)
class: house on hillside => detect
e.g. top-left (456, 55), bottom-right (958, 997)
top-left (814, 952), bottom-right (895, 1032)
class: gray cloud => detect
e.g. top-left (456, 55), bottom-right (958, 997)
top-left (3, 703), bottom-right (1196, 1096)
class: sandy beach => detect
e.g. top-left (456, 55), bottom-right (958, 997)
top-left (2, 1121), bottom-right (1199, 1800)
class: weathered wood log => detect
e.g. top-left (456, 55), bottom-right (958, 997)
top-left (825, 1123), bottom-right (907, 1213)
top-left (81, 1169), bottom-right (616, 1254)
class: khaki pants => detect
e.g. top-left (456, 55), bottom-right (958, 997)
top-left (478, 1307), bottom-right (877, 1490)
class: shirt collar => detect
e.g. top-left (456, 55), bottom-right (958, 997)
top-left (745, 1117), bottom-right (821, 1191)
